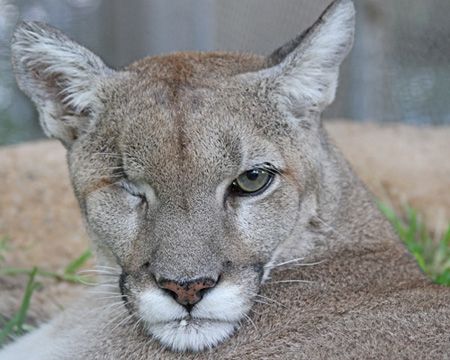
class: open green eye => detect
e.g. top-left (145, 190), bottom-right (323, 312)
top-left (232, 168), bottom-right (274, 195)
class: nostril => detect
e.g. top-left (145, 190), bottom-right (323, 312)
top-left (161, 286), bottom-right (179, 302)
top-left (198, 287), bottom-right (211, 300)
top-left (142, 261), bottom-right (151, 270)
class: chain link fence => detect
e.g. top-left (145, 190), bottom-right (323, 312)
top-left (0, 0), bottom-right (449, 145)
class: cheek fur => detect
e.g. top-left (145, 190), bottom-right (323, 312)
top-left (233, 186), bottom-right (299, 255)
top-left (85, 190), bottom-right (140, 252)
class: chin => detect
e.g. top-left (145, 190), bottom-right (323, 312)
top-left (137, 282), bottom-right (251, 352)
top-left (149, 319), bottom-right (237, 352)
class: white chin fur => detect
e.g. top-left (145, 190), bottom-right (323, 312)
top-left (138, 282), bottom-right (249, 352)
top-left (150, 320), bottom-right (236, 352)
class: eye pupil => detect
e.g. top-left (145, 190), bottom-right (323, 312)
top-left (246, 170), bottom-right (260, 181)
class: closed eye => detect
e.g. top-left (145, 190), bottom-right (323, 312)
top-left (120, 180), bottom-right (147, 203)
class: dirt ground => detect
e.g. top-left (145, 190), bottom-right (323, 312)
top-left (0, 120), bottom-right (449, 320)
top-left (327, 120), bottom-right (450, 235)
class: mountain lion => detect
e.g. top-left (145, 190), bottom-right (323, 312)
top-left (1, 0), bottom-right (449, 358)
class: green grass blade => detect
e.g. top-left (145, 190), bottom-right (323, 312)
top-left (379, 202), bottom-right (450, 286)
top-left (0, 250), bottom-right (93, 284)
top-left (0, 316), bottom-right (18, 345)
top-left (0, 267), bottom-right (39, 345)
top-left (64, 249), bottom-right (92, 275)
top-left (14, 268), bottom-right (40, 333)
top-left (0, 236), bottom-right (10, 263)
top-left (443, 224), bottom-right (450, 245)
top-left (0, 268), bottom-right (74, 282)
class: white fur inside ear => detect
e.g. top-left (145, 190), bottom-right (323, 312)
top-left (11, 22), bottom-right (114, 144)
top-left (12, 23), bottom-right (110, 112)
top-left (258, 0), bottom-right (355, 110)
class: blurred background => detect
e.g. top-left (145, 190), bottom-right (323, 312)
top-left (0, 0), bottom-right (449, 145)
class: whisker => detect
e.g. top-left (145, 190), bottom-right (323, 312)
top-left (267, 259), bottom-right (327, 270)
top-left (92, 301), bottom-right (125, 312)
top-left (101, 307), bottom-right (130, 332)
top-left (91, 152), bottom-right (122, 157)
top-left (86, 300), bottom-right (125, 314)
top-left (268, 279), bottom-right (315, 284)
top-left (252, 293), bottom-right (287, 309)
top-left (102, 301), bottom-right (127, 312)
top-left (88, 290), bottom-right (121, 296)
top-left (253, 299), bottom-right (273, 307)
top-left (95, 265), bottom-right (122, 272)
top-left (76, 278), bottom-right (101, 286)
top-left (96, 294), bottom-right (127, 301)
top-left (78, 269), bottom-right (120, 276)
top-left (110, 312), bottom-right (136, 333)
top-left (242, 313), bottom-right (259, 334)
top-left (79, 280), bottom-right (118, 287)
top-left (314, 216), bottom-right (346, 241)
top-left (95, 284), bottom-right (119, 288)
top-left (80, 267), bottom-right (120, 273)
top-left (131, 315), bottom-right (145, 334)
top-left (249, 307), bottom-right (264, 316)
top-left (291, 260), bottom-right (326, 267)
top-left (99, 281), bottom-right (120, 286)
top-left (264, 257), bottom-right (306, 269)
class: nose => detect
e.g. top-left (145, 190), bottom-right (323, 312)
top-left (157, 277), bottom-right (218, 310)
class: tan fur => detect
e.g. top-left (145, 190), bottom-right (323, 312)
top-left (2, 124), bottom-right (449, 274)
top-left (2, 0), bottom-right (450, 358)
top-left (2, 237), bottom-right (449, 359)
top-left (1, 122), bottom-right (449, 332)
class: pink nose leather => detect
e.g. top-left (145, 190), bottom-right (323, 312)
top-left (159, 278), bottom-right (217, 307)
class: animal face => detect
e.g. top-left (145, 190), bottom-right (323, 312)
top-left (11, 0), bottom-right (354, 352)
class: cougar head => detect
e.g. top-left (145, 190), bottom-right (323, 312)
top-left (11, 0), bottom-right (354, 352)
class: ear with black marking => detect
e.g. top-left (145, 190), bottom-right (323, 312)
top-left (11, 22), bottom-right (114, 146)
top-left (259, 0), bottom-right (355, 113)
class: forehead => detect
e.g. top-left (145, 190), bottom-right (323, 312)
top-left (109, 52), bottom-right (283, 185)
top-left (123, 94), bottom-right (240, 180)
top-left (119, 86), bottom-right (282, 188)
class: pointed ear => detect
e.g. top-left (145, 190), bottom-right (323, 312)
top-left (258, 0), bottom-right (355, 113)
top-left (11, 22), bottom-right (114, 147)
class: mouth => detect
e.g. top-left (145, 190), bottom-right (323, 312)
top-left (149, 314), bottom-right (233, 327)
top-left (134, 282), bottom-right (253, 352)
